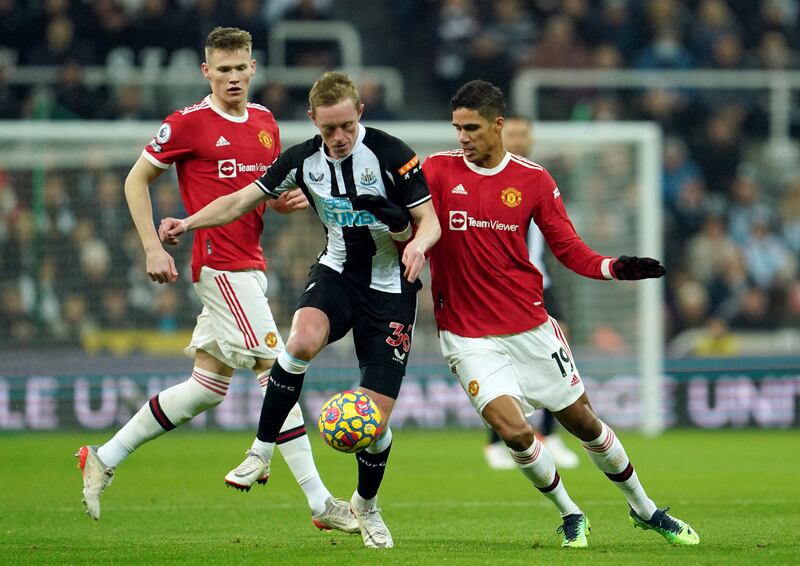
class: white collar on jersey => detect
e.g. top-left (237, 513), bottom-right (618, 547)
top-left (205, 94), bottom-right (249, 123)
top-left (321, 123), bottom-right (366, 163)
top-left (462, 151), bottom-right (512, 176)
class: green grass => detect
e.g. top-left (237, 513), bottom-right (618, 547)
top-left (2, 429), bottom-right (799, 564)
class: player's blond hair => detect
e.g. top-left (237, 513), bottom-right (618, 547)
top-left (205, 27), bottom-right (252, 59)
top-left (308, 71), bottom-right (361, 117)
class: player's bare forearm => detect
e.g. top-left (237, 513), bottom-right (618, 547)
top-left (186, 182), bottom-right (266, 230)
top-left (124, 156), bottom-right (177, 283)
top-left (403, 201), bottom-right (441, 282)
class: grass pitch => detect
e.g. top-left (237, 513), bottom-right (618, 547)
top-left (2, 429), bottom-right (798, 564)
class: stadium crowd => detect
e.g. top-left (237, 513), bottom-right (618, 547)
top-left (1, 0), bottom-right (800, 355)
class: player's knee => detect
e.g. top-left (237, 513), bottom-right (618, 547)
top-left (286, 326), bottom-right (326, 360)
top-left (498, 423), bottom-right (536, 452)
top-left (565, 412), bottom-right (602, 442)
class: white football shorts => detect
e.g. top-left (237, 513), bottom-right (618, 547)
top-left (439, 317), bottom-right (585, 419)
top-left (186, 266), bottom-right (285, 369)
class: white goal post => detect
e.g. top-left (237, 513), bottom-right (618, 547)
top-left (0, 120), bottom-right (664, 434)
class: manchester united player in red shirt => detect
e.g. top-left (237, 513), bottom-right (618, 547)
top-left (74, 27), bottom-right (357, 534)
top-left (416, 80), bottom-right (697, 549)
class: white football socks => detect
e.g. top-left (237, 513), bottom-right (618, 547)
top-left (97, 368), bottom-right (230, 468)
top-left (583, 421), bottom-right (657, 519)
top-left (511, 437), bottom-right (581, 517)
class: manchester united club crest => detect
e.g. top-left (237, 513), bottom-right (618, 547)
top-left (468, 379), bottom-right (480, 397)
top-left (501, 187), bottom-right (522, 208)
top-left (265, 331), bottom-right (278, 348)
top-left (258, 130), bottom-right (273, 149)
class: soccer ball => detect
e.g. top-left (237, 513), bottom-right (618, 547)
top-left (318, 390), bottom-right (382, 453)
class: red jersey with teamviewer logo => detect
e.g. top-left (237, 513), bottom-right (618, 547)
top-left (423, 150), bottom-right (614, 338)
top-left (142, 95), bottom-right (280, 282)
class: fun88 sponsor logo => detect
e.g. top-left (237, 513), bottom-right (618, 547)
top-left (321, 197), bottom-right (376, 227)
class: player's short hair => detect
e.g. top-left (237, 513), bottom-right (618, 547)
top-left (309, 71), bottom-right (361, 117)
top-left (450, 80), bottom-right (506, 121)
top-left (205, 27), bottom-right (252, 58)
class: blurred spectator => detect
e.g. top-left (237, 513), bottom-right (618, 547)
top-left (729, 286), bottom-right (772, 330)
top-left (673, 279), bottom-right (710, 332)
top-left (255, 81), bottom-right (295, 120)
top-left (690, 110), bottom-right (744, 194)
top-left (524, 15), bottom-right (591, 69)
top-left (27, 15), bottom-right (96, 66)
top-left (100, 84), bottom-right (159, 120)
top-left (727, 172), bottom-right (771, 245)
top-left (0, 52), bottom-right (25, 119)
top-left (586, 0), bottom-right (644, 62)
top-left (52, 291), bottom-right (96, 344)
top-left (463, 34), bottom-right (513, 94)
top-left (49, 59), bottom-right (105, 119)
top-left (741, 212), bottom-right (796, 290)
top-left (359, 76), bottom-right (397, 121)
top-left (433, 0), bottom-right (481, 93)
top-left (98, 284), bottom-right (146, 329)
top-left (219, 0), bottom-right (268, 55)
top-left (634, 26), bottom-right (695, 70)
top-left (755, 31), bottom-right (797, 69)
top-left (779, 281), bottom-right (800, 328)
top-left (690, 0), bottom-right (741, 59)
top-left (484, 0), bottom-right (537, 66)
top-left (41, 174), bottom-right (76, 237)
top-left (662, 136), bottom-right (702, 206)
top-left (686, 214), bottom-right (743, 289)
top-left (128, 0), bottom-right (189, 54)
top-left (691, 317), bottom-right (740, 356)
top-left (0, 208), bottom-right (35, 284)
top-left (778, 178), bottom-right (800, 253)
top-left (0, 282), bottom-right (35, 344)
top-left (84, 0), bottom-right (131, 62)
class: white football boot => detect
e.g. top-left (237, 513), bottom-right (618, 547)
top-left (351, 496), bottom-right (394, 548)
top-left (76, 445), bottom-right (114, 520)
top-left (224, 450), bottom-right (270, 491)
top-left (311, 497), bottom-right (360, 533)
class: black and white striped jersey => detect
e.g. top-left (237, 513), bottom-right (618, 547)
top-left (254, 124), bottom-right (431, 294)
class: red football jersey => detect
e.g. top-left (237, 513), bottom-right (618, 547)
top-left (423, 150), bottom-right (615, 337)
top-left (143, 95), bottom-right (281, 281)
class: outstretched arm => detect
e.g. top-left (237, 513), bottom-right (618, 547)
top-left (159, 182), bottom-right (268, 241)
top-left (124, 155), bottom-right (177, 284)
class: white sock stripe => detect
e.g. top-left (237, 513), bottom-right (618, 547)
top-left (191, 368), bottom-right (231, 384)
top-left (511, 440), bottom-right (542, 465)
top-left (191, 373), bottom-right (228, 396)
top-left (583, 424), bottom-right (616, 452)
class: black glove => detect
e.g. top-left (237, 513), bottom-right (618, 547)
top-left (352, 194), bottom-right (412, 233)
top-left (612, 255), bottom-right (666, 280)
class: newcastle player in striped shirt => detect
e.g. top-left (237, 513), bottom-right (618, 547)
top-left (159, 71), bottom-right (441, 549)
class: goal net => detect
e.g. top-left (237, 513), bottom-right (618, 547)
top-left (0, 121), bottom-right (663, 433)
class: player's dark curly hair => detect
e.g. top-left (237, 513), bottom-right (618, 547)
top-left (450, 80), bottom-right (506, 121)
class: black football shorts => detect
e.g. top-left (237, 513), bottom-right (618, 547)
top-left (296, 264), bottom-right (418, 399)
